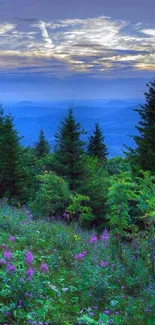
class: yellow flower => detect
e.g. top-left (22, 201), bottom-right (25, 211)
top-left (73, 234), bottom-right (80, 241)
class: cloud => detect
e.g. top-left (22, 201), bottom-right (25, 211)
top-left (0, 23), bottom-right (15, 35)
top-left (0, 16), bottom-right (155, 78)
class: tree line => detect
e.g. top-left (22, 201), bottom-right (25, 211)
top-left (0, 78), bottom-right (154, 227)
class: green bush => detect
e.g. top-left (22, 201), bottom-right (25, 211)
top-left (29, 172), bottom-right (71, 217)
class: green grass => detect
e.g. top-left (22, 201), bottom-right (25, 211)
top-left (0, 202), bottom-right (155, 325)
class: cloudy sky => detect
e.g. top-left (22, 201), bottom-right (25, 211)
top-left (0, 0), bottom-right (155, 101)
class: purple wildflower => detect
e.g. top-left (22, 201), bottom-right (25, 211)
top-left (62, 212), bottom-right (67, 218)
top-left (40, 262), bottom-right (49, 274)
top-left (1, 243), bottom-right (6, 249)
top-left (104, 309), bottom-right (110, 315)
top-left (74, 251), bottom-right (87, 260)
top-left (89, 312), bottom-right (94, 316)
top-left (18, 300), bottom-right (22, 308)
top-left (0, 258), bottom-right (6, 266)
top-left (4, 250), bottom-right (12, 261)
top-left (9, 236), bottom-right (15, 242)
top-left (89, 235), bottom-right (98, 244)
top-left (100, 261), bottom-right (109, 267)
top-left (26, 267), bottom-right (35, 281)
top-left (7, 263), bottom-right (16, 274)
top-left (101, 229), bottom-right (109, 241)
top-left (25, 251), bottom-right (34, 265)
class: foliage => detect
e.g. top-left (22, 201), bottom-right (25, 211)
top-left (52, 108), bottom-right (86, 191)
top-left (88, 122), bottom-right (108, 160)
top-left (0, 203), bottom-right (155, 325)
top-left (66, 193), bottom-right (94, 226)
top-left (107, 171), bottom-right (137, 234)
top-left (81, 156), bottom-right (109, 228)
top-left (29, 172), bottom-right (71, 217)
top-left (34, 129), bottom-right (51, 159)
top-left (105, 156), bottom-right (131, 175)
top-left (0, 112), bottom-right (25, 201)
top-left (125, 79), bottom-right (155, 172)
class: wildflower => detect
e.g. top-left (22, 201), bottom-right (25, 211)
top-left (18, 300), bottom-right (22, 308)
top-left (7, 263), bottom-right (16, 274)
top-left (89, 312), bottom-right (94, 316)
top-left (62, 287), bottom-right (69, 292)
top-left (89, 235), bottom-right (98, 244)
top-left (73, 234), bottom-right (80, 241)
top-left (104, 309), bottom-right (110, 315)
top-left (100, 261), bottom-right (109, 267)
top-left (93, 306), bottom-right (98, 310)
top-left (101, 229), bottom-right (109, 241)
top-left (9, 235), bottom-right (15, 242)
top-left (4, 250), bottom-right (12, 261)
top-left (40, 262), bottom-right (49, 274)
top-left (26, 267), bottom-right (35, 281)
top-left (1, 243), bottom-right (6, 249)
top-left (0, 258), bottom-right (6, 266)
top-left (74, 251), bottom-right (86, 260)
top-left (25, 251), bottom-right (34, 265)
top-left (20, 277), bottom-right (24, 282)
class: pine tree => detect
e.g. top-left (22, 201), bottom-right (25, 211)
top-left (0, 114), bottom-right (25, 199)
top-left (88, 122), bottom-right (108, 160)
top-left (34, 129), bottom-right (50, 158)
top-left (125, 79), bottom-right (155, 172)
top-left (53, 108), bottom-right (86, 191)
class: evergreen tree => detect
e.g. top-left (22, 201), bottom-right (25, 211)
top-left (0, 114), bottom-right (25, 199)
top-left (34, 129), bottom-right (50, 158)
top-left (125, 79), bottom-right (155, 172)
top-left (53, 108), bottom-right (86, 191)
top-left (88, 122), bottom-right (108, 160)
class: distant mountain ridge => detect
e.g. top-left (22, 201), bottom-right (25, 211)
top-left (3, 99), bottom-right (142, 157)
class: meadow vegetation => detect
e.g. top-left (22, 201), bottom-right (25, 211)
top-left (0, 79), bottom-right (155, 324)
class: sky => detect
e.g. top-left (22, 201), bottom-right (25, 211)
top-left (0, 0), bottom-right (155, 102)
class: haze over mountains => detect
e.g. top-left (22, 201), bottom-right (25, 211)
top-left (3, 99), bottom-right (143, 157)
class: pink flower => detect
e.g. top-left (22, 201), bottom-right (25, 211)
top-left (100, 261), bottom-right (109, 267)
top-left (25, 251), bottom-right (34, 265)
top-left (4, 250), bottom-right (12, 261)
top-left (101, 229), bottom-right (109, 241)
top-left (40, 262), bottom-right (49, 274)
top-left (9, 236), bottom-right (15, 242)
top-left (89, 235), bottom-right (98, 244)
top-left (26, 267), bottom-right (35, 281)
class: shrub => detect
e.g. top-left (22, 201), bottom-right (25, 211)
top-left (29, 172), bottom-right (71, 218)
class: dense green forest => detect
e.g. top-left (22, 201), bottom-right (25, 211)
top-left (0, 79), bottom-right (155, 325)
